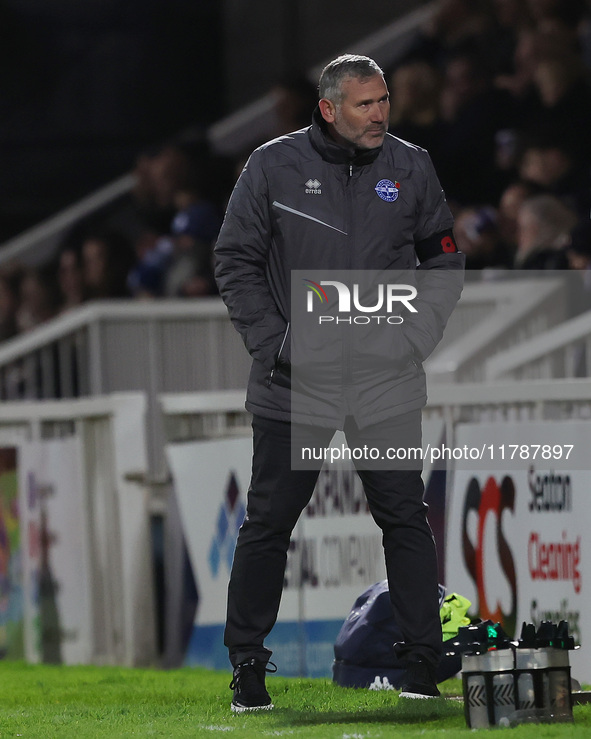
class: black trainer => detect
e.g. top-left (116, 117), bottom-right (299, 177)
top-left (229, 658), bottom-right (276, 712)
top-left (399, 660), bottom-right (441, 699)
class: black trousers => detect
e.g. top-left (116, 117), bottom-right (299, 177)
top-left (224, 412), bottom-right (442, 670)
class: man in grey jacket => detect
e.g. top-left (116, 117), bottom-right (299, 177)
top-left (215, 54), bottom-right (464, 711)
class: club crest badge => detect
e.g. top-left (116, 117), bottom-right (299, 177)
top-left (375, 179), bottom-right (400, 202)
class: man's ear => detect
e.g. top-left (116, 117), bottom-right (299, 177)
top-left (318, 98), bottom-right (336, 123)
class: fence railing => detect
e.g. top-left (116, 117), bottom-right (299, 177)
top-left (486, 308), bottom-right (591, 381)
top-left (0, 276), bottom-right (570, 403)
top-left (0, 299), bottom-right (250, 478)
top-left (0, 393), bottom-right (155, 667)
top-left (424, 276), bottom-right (569, 382)
top-left (0, 298), bottom-right (249, 400)
top-left (159, 379), bottom-right (591, 438)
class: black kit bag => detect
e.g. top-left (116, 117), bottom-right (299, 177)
top-left (332, 580), bottom-right (463, 689)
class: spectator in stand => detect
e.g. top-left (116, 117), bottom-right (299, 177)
top-left (410, 0), bottom-right (494, 69)
top-left (436, 44), bottom-right (518, 206)
top-left (529, 50), bottom-right (591, 161)
top-left (126, 232), bottom-right (174, 299)
top-left (127, 139), bottom-right (223, 298)
top-left (493, 126), bottom-right (523, 184)
top-left (56, 245), bottom-right (85, 313)
top-left (132, 143), bottom-right (195, 235)
top-left (388, 61), bottom-right (445, 162)
top-left (494, 22), bottom-right (580, 120)
top-left (496, 179), bottom-right (545, 255)
top-left (526, 0), bottom-right (588, 30)
top-left (495, 21), bottom-right (591, 153)
top-left (81, 230), bottom-right (135, 299)
top-left (111, 143), bottom-right (190, 299)
top-left (0, 267), bottom-right (21, 342)
top-left (487, 0), bottom-right (533, 77)
top-left (163, 199), bottom-right (221, 298)
top-left (60, 137), bottom-right (232, 292)
top-left (517, 131), bottom-right (591, 217)
top-left (495, 27), bottom-right (544, 101)
top-left (514, 194), bottom-right (577, 268)
top-left (454, 205), bottom-right (514, 272)
top-left (15, 267), bottom-right (58, 333)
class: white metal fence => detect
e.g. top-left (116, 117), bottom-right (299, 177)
top-left (0, 393), bottom-right (155, 667)
top-left (0, 299), bottom-right (251, 478)
top-left (486, 308), bottom-right (591, 382)
top-left (424, 276), bottom-right (569, 382)
top-left (159, 380), bottom-right (591, 440)
top-left (0, 276), bottom-right (571, 404)
top-left (0, 299), bottom-right (249, 401)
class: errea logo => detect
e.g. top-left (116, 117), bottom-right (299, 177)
top-left (305, 178), bottom-right (322, 194)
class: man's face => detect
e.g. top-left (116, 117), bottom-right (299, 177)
top-left (323, 74), bottom-right (390, 149)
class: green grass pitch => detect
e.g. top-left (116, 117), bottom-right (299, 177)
top-left (0, 662), bottom-right (589, 737)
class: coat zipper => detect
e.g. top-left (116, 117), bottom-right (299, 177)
top-left (343, 162), bottom-right (354, 392)
top-left (266, 322), bottom-right (290, 387)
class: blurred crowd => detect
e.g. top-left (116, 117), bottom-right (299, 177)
top-left (390, 0), bottom-right (591, 277)
top-left (2, 0), bottom-right (591, 346)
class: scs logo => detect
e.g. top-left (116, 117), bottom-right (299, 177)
top-left (462, 475), bottom-right (517, 637)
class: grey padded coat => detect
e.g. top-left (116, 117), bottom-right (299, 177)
top-left (215, 110), bottom-right (465, 428)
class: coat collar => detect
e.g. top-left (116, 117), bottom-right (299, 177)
top-left (308, 106), bottom-right (382, 166)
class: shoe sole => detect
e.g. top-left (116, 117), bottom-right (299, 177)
top-left (399, 691), bottom-right (440, 699)
top-left (231, 702), bottom-right (274, 713)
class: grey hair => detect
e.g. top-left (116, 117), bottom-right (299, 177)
top-left (318, 54), bottom-right (384, 104)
